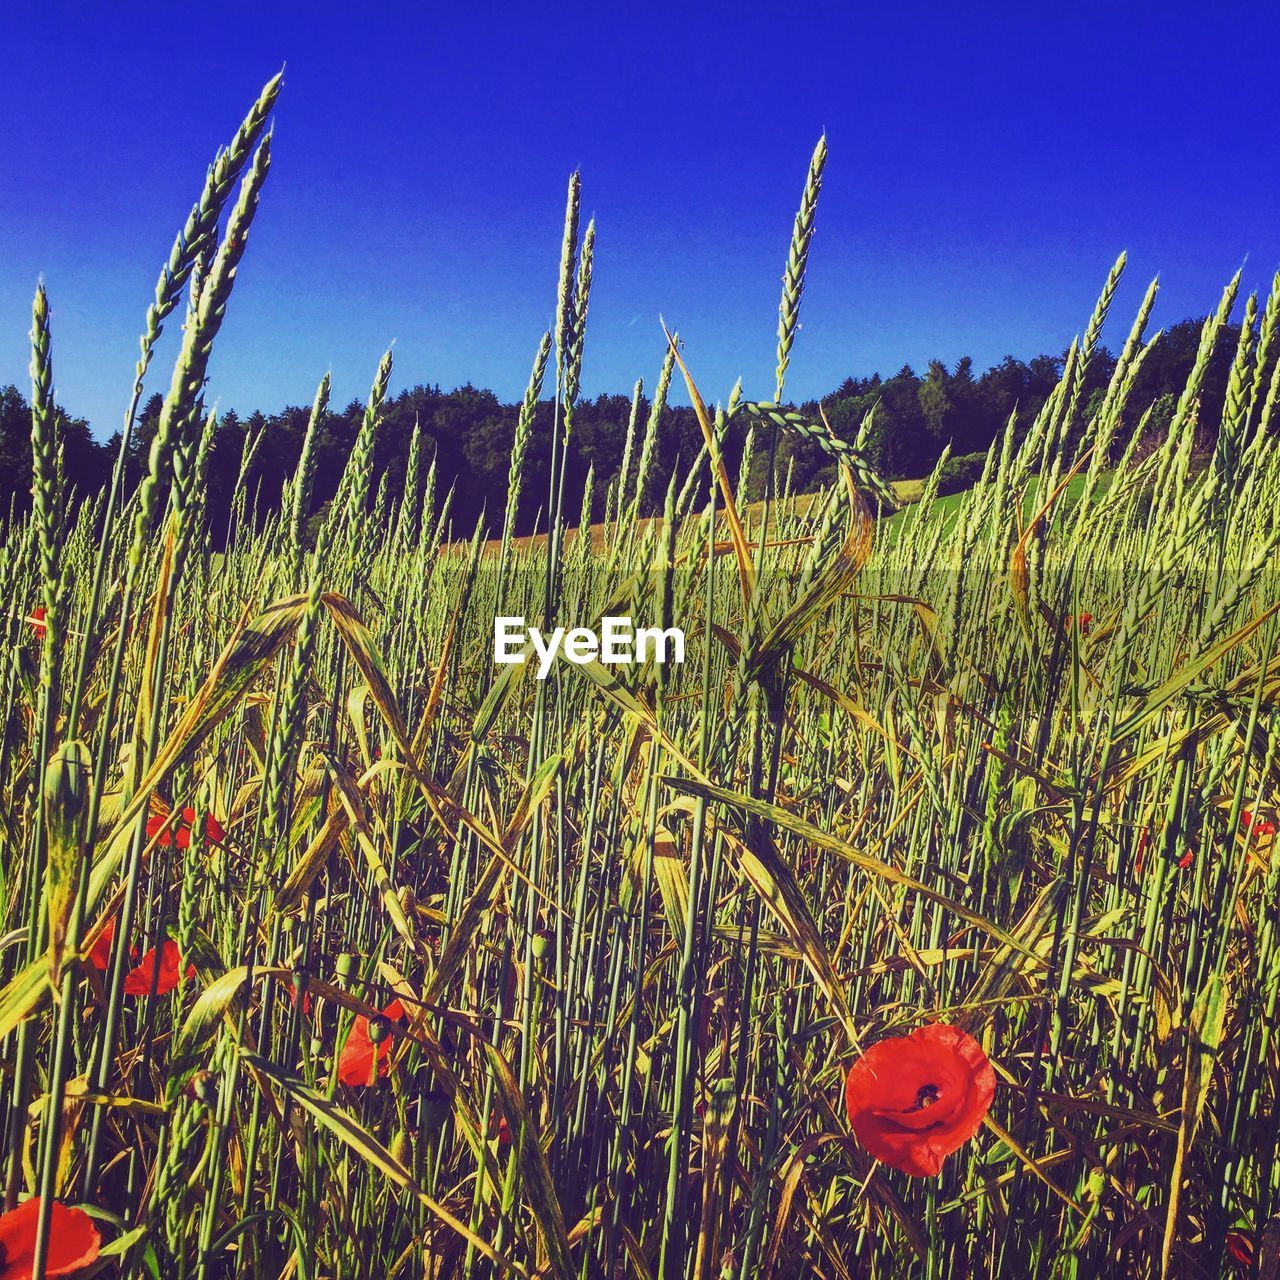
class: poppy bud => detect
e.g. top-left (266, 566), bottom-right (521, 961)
top-left (188, 1070), bottom-right (218, 1107)
top-left (531, 932), bottom-right (551, 963)
top-left (420, 1087), bottom-right (450, 1126)
top-left (289, 968), bottom-right (314, 1015)
top-left (390, 1128), bottom-right (412, 1165)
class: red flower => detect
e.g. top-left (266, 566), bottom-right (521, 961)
top-left (123, 940), bottom-right (194, 996)
top-left (844, 1023), bottom-right (995, 1177)
top-left (0, 1197), bottom-right (101, 1278)
top-left (1066, 611), bottom-right (1092, 636)
top-left (146, 807), bottom-right (226, 850)
top-left (1134, 828), bottom-right (1192, 875)
top-left (85, 919), bottom-right (115, 971)
top-left (1226, 1230), bottom-right (1253, 1268)
top-left (27, 606), bottom-right (47, 639)
top-left (1134, 827), bottom-right (1151, 877)
top-left (1242, 810), bottom-right (1277, 838)
top-left (337, 999), bottom-right (405, 1087)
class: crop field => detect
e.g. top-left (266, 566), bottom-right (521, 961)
top-left (3, 73), bottom-right (1280, 1280)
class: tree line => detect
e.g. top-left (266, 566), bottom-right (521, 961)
top-left (0, 316), bottom-right (1240, 542)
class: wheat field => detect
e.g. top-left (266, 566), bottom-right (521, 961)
top-left (2, 72), bottom-right (1280, 1280)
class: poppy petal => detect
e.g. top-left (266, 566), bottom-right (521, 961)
top-left (337, 1021), bottom-right (380, 1087)
top-left (0, 1197), bottom-right (102, 1278)
top-left (337, 1000), bottom-right (404, 1087)
top-left (123, 940), bottom-right (192, 996)
top-left (145, 813), bottom-right (176, 847)
top-left (86, 919), bottom-right (115, 971)
top-left (845, 1023), bottom-right (995, 1177)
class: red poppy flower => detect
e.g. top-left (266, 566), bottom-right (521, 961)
top-left (844, 1023), bottom-right (995, 1177)
top-left (1065, 611), bottom-right (1092, 636)
top-left (337, 999), bottom-right (405, 1087)
top-left (123, 940), bottom-right (194, 996)
top-left (145, 807), bottom-right (226, 850)
top-left (86, 919), bottom-right (115, 971)
top-left (1134, 827), bottom-right (1151, 877)
top-left (1134, 829), bottom-right (1193, 875)
top-left (27, 606), bottom-right (47, 639)
top-left (1242, 810), bottom-right (1277, 838)
top-left (493, 1114), bottom-right (511, 1146)
top-left (0, 1197), bottom-right (101, 1278)
top-left (1226, 1230), bottom-right (1253, 1268)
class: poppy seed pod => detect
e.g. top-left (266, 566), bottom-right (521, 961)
top-left (368, 1014), bottom-right (392, 1045)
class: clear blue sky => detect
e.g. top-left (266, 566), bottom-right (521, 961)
top-left (2, 3), bottom-right (1278, 436)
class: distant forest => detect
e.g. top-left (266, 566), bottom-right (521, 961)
top-left (0, 316), bottom-right (1244, 542)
